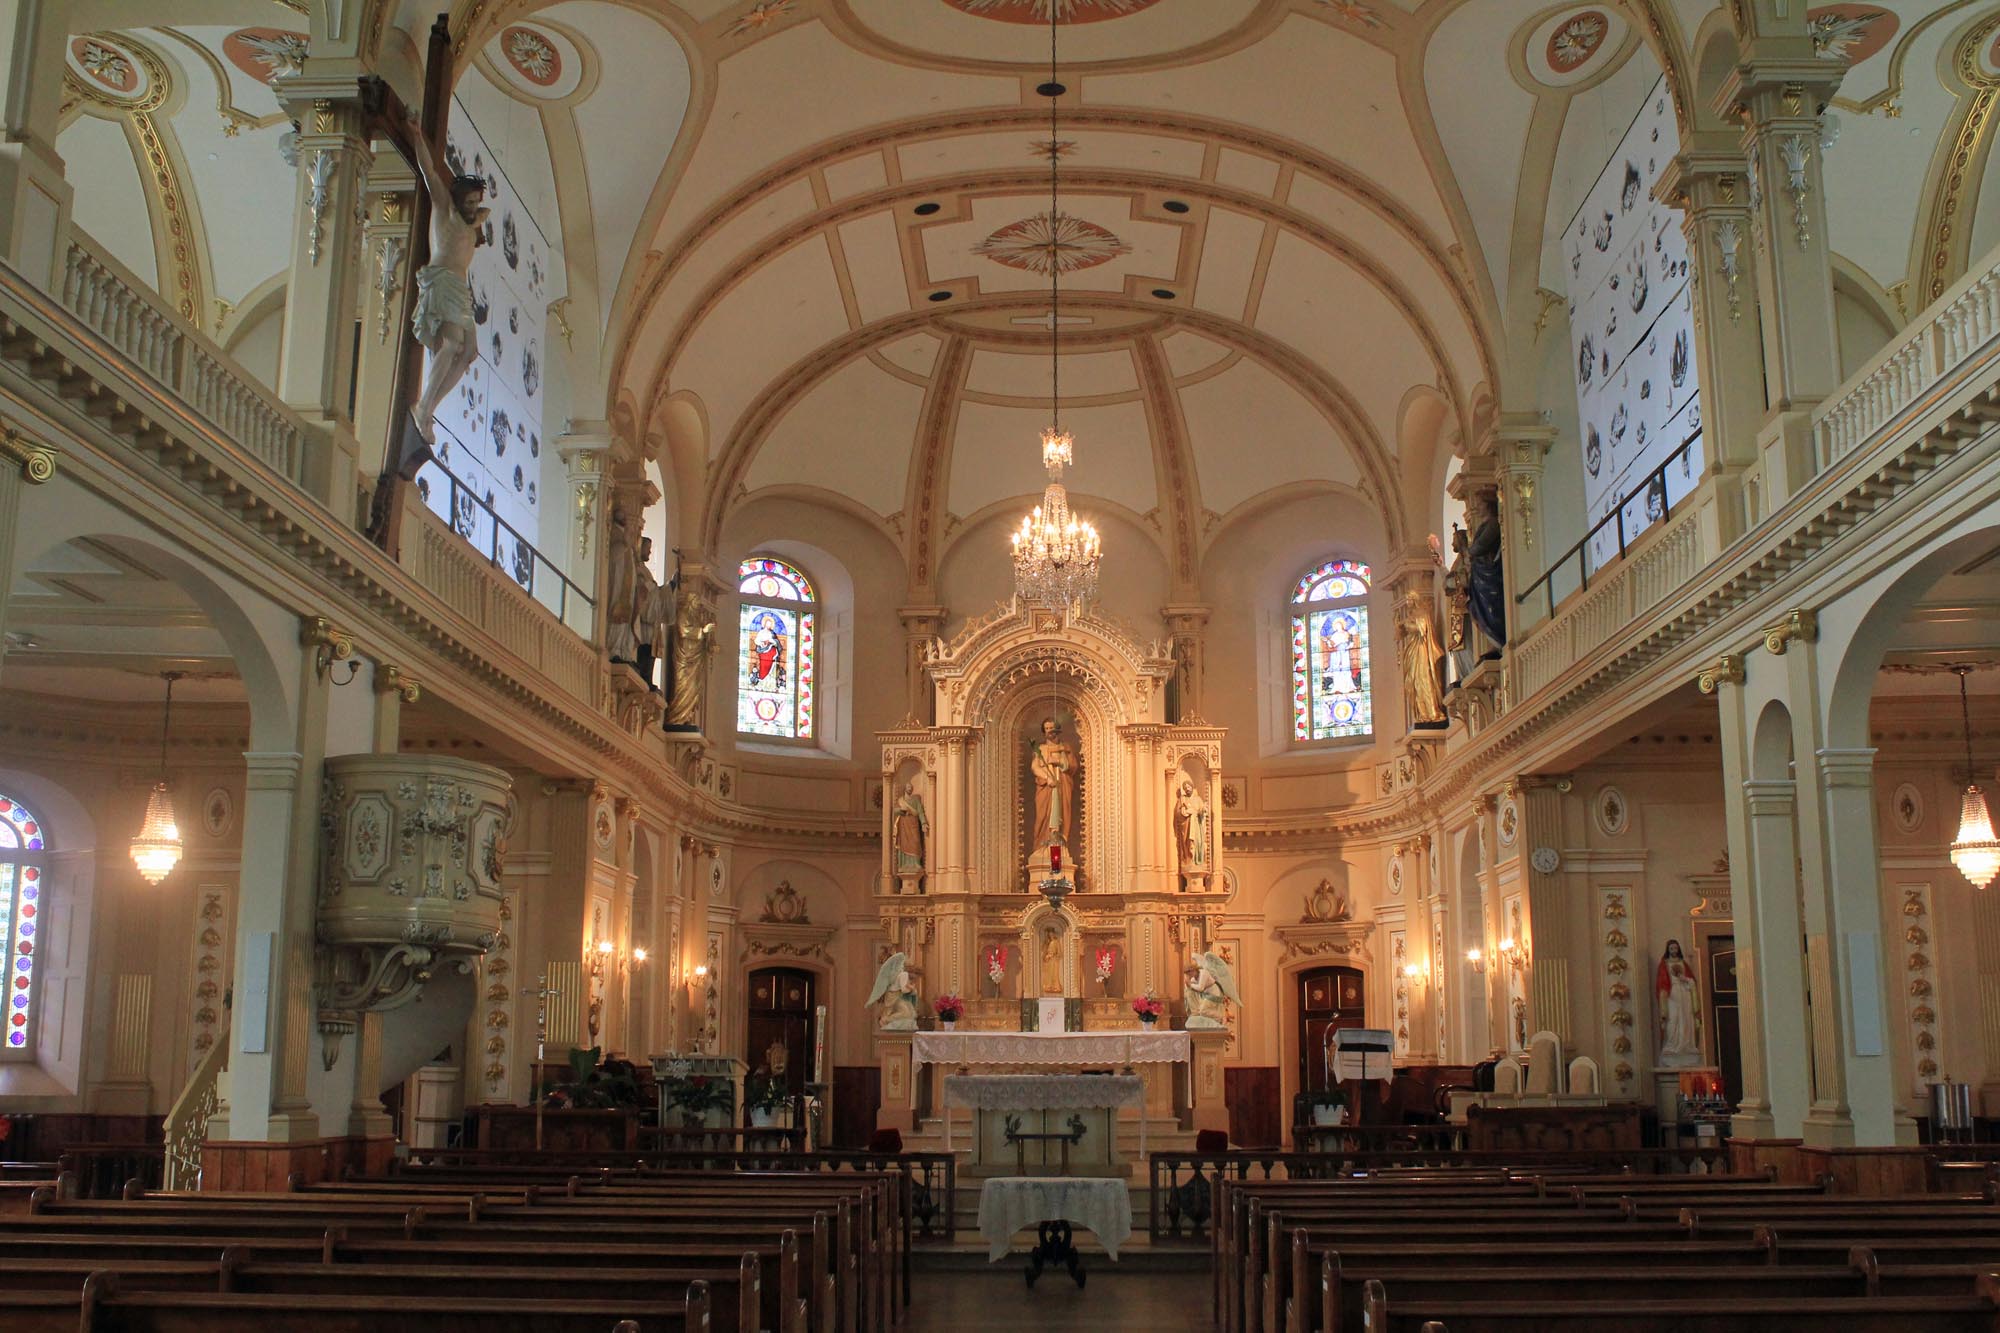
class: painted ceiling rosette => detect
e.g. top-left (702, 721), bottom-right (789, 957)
top-left (973, 211), bottom-right (1132, 275)
top-left (941, 0), bottom-right (1164, 23)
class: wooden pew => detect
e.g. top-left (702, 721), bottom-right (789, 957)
top-left (1356, 1273), bottom-right (2000, 1332)
top-left (1, 1269), bottom-right (717, 1332)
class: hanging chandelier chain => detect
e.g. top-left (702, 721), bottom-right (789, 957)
top-left (159, 670), bottom-right (182, 783)
top-left (1049, 2), bottom-right (1060, 432)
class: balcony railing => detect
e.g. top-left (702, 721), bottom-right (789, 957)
top-left (1507, 244), bottom-right (2000, 708)
top-left (60, 239), bottom-right (308, 489)
top-left (45, 231), bottom-right (602, 708)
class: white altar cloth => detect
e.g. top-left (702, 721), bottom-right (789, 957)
top-left (940, 1073), bottom-right (1148, 1157)
top-left (913, 1029), bottom-right (1190, 1069)
top-left (978, 1176), bottom-right (1132, 1261)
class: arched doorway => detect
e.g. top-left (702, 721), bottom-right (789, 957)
top-left (745, 966), bottom-right (814, 1103)
top-left (1297, 965), bottom-right (1366, 1094)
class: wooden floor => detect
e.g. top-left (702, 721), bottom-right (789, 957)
top-left (907, 1265), bottom-right (1212, 1331)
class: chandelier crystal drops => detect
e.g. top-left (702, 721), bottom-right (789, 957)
top-left (130, 671), bottom-right (184, 885)
top-left (1010, 4), bottom-right (1102, 611)
top-left (1952, 666), bottom-right (2000, 890)
top-left (1012, 427), bottom-right (1101, 608)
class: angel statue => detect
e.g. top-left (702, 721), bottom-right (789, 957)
top-left (867, 951), bottom-right (920, 1032)
top-left (1183, 950), bottom-right (1241, 1031)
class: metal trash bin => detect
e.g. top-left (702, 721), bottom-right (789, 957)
top-left (1931, 1080), bottom-right (1974, 1145)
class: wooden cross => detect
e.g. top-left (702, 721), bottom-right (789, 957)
top-left (360, 14), bottom-right (454, 557)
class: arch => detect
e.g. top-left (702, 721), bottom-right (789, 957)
top-left (1751, 698), bottom-right (1795, 783)
top-left (1822, 508), bottom-right (2000, 752)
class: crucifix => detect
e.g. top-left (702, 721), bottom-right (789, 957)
top-left (521, 968), bottom-right (562, 1151)
top-left (359, 14), bottom-right (470, 558)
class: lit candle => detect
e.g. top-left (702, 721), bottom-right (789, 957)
top-left (813, 1004), bottom-right (826, 1085)
top-left (1050, 845), bottom-right (1062, 874)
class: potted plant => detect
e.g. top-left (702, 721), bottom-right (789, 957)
top-left (549, 1046), bottom-right (642, 1109)
top-left (1132, 993), bottom-right (1164, 1027)
top-left (656, 1056), bottom-right (733, 1127)
top-left (934, 993), bottom-right (965, 1029)
top-left (744, 1069), bottom-right (788, 1128)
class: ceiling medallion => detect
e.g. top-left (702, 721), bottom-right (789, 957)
top-left (1803, 5), bottom-right (1897, 65)
top-left (729, 0), bottom-right (796, 36)
top-left (1545, 11), bottom-right (1609, 74)
top-left (222, 28), bottom-right (309, 83)
top-left (501, 25), bottom-right (562, 85)
top-left (974, 211), bottom-right (1131, 275)
top-left (941, 0), bottom-right (1164, 25)
top-left (70, 36), bottom-right (140, 95)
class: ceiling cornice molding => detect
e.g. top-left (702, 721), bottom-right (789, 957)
top-left (1131, 333), bottom-right (1201, 598)
top-left (901, 332), bottom-right (972, 595)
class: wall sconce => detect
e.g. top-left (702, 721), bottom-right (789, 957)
top-left (1465, 947), bottom-right (1486, 974)
top-left (589, 936), bottom-right (614, 979)
top-left (1496, 936), bottom-right (1529, 971)
top-left (1401, 961), bottom-right (1425, 986)
top-left (632, 946), bottom-right (649, 966)
top-left (690, 963), bottom-right (711, 988)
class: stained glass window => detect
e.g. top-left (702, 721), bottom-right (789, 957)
top-left (1290, 559), bottom-right (1374, 742)
top-left (0, 793), bottom-right (46, 1054)
top-left (736, 557), bottom-right (817, 740)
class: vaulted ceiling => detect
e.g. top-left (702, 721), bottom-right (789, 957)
top-left (52, 0), bottom-right (1991, 595)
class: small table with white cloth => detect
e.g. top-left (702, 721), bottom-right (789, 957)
top-left (977, 1175), bottom-right (1132, 1288)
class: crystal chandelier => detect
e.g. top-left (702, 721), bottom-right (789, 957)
top-left (130, 671), bottom-right (183, 885)
top-left (1952, 666), bottom-right (2000, 890)
top-left (1010, 6), bottom-right (1101, 610)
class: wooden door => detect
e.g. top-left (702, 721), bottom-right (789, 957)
top-left (1707, 938), bottom-right (1742, 1107)
top-left (1304, 964), bottom-right (1368, 1088)
top-left (746, 967), bottom-right (814, 1102)
top-left (1298, 966), bottom-right (1366, 1094)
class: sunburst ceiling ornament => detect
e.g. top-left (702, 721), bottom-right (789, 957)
top-left (974, 211), bottom-right (1131, 275)
top-left (502, 26), bottom-right (561, 85)
top-left (1546, 11), bottom-right (1609, 73)
top-left (223, 28), bottom-right (308, 82)
top-left (1805, 5), bottom-right (1897, 64)
top-left (942, 0), bottom-right (1163, 24)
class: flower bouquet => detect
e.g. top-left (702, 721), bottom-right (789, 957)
top-left (1093, 945), bottom-right (1117, 994)
top-left (1132, 993), bottom-right (1164, 1026)
top-left (934, 993), bottom-right (965, 1028)
top-left (984, 945), bottom-right (1009, 991)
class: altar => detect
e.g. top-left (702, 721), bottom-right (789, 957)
top-left (942, 1073), bottom-right (1148, 1172)
top-left (912, 1029), bottom-right (1191, 1071)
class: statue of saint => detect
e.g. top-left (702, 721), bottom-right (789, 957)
top-left (1173, 778), bottom-right (1208, 871)
top-left (665, 582), bottom-right (715, 730)
top-left (635, 536), bottom-right (668, 689)
top-left (1395, 587), bottom-right (1448, 727)
top-left (1656, 940), bottom-right (1703, 1067)
top-left (1442, 524), bottom-right (1473, 684)
top-left (407, 120), bottom-right (489, 453)
top-left (1467, 491), bottom-right (1507, 652)
top-left (604, 506), bottom-right (640, 666)
top-left (1028, 717), bottom-right (1078, 861)
top-left (866, 952), bottom-right (920, 1032)
top-left (1040, 928), bottom-right (1064, 995)
top-left (892, 782), bottom-right (927, 877)
top-left (1183, 950), bottom-right (1241, 1030)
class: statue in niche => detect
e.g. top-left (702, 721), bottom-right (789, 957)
top-left (1467, 490), bottom-right (1507, 653)
top-left (1040, 927), bottom-right (1065, 995)
top-left (892, 781), bottom-right (927, 879)
top-left (1395, 586), bottom-right (1449, 727)
top-left (867, 952), bottom-right (920, 1032)
top-left (1173, 777), bottom-right (1209, 872)
top-left (635, 537), bottom-right (668, 689)
top-left (1442, 524), bottom-right (1474, 684)
top-left (1183, 950), bottom-right (1241, 1030)
top-left (1028, 717), bottom-right (1079, 867)
top-left (665, 580), bottom-right (716, 731)
top-left (1656, 940), bottom-right (1704, 1067)
top-left (605, 506), bottom-right (641, 666)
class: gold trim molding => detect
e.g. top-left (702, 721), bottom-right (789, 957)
top-left (1696, 654), bottom-right (1745, 694)
top-left (0, 424), bottom-right (56, 483)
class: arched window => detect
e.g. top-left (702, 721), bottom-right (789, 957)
top-left (1290, 558), bottom-right (1374, 742)
top-left (736, 556), bottom-right (817, 740)
top-left (0, 793), bottom-right (47, 1054)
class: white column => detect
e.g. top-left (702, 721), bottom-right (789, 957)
top-left (0, 0), bottom-right (73, 292)
top-left (1737, 779), bottom-right (1812, 1137)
